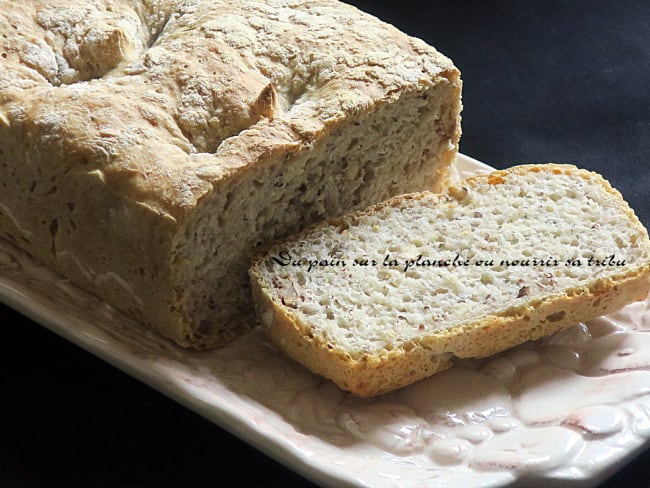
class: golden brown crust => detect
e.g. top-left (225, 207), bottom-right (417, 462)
top-left (250, 164), bottom-right (650, 397)
top-left (0, 0), bottom-right (461, 347)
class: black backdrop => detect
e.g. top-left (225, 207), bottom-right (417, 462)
top-left (2, 1), bottom-right (649, 487)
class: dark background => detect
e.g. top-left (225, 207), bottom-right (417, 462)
top-left (2, 1), bottom-right (649, 487)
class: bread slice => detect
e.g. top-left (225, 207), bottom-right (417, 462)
top-left (249, 164), bottom-right (650, 396)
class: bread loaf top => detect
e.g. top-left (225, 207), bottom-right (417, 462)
top-left (0, 0), bottom-right (458, 220)
top-left (250, 164), bottom-right (650, 395)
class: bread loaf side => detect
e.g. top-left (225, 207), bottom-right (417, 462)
top-left (250, 164), bottom-right (650, 396)
top-left (0, 0), bottom-right (461, 347)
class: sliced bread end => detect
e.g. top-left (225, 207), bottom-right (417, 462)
top-left (249, 164), bottom-right (650, 397)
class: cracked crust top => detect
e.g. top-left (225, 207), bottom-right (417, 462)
top-left (0, 0), bottom-right (461, 348)
top-left (0, 0), bottom-right (457, 221)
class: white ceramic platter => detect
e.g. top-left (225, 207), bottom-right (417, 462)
top-left (2, 154), bottom-right (650, 487)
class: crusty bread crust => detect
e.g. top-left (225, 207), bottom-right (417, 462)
top-left (249, 164), bottom-right (650, 396)
top-left (0, 0), bottom-right (461, 348)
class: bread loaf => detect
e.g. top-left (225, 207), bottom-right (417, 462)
top-left (249, 164), bottom-right (650, 396)
top-left (0, 1), bottom-right (461, 347)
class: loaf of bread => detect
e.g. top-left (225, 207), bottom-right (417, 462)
top-left (0, 1), bottom-right (461, 347)
top-left (249, 164), bottom-right (650, 396)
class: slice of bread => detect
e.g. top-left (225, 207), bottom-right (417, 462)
top-left (249, 164), bottom-right (650, 396)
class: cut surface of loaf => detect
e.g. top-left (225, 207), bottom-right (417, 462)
top-left (0, 0), bottom-right (461, 347)
top-left (249, 164), bottom-right (650, 396)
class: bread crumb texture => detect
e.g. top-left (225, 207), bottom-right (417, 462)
top-left (250, 164), bottom-right (650, 396)
top-left (0, 1), bottom-right (461, 347)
